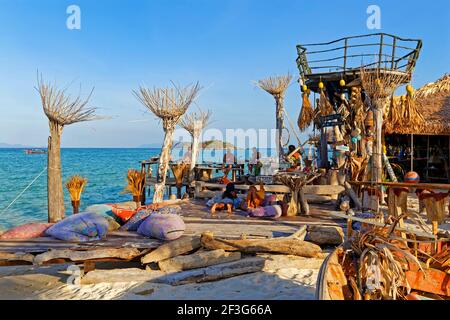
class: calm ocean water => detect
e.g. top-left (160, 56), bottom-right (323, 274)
top-left (0, 147), bottom-right (280, 230)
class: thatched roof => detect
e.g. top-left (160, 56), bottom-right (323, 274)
top-left (386, 74), bottom-right (450, 135)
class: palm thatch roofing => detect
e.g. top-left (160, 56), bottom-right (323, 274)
top-left (385, 74), bottom-right (450, 135)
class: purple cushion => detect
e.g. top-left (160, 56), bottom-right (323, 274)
top-left (137, 213), bottom-right (185, 240)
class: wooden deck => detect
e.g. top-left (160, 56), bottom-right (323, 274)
top-left (0, 200), bottom-right (346, 262)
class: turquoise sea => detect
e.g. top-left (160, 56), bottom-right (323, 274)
top-left (0, 147), bottom-right (281, 230)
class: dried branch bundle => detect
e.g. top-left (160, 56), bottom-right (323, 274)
top-left (318, 90), bottom-right (334, 116)
top-left (36, 75), bottom-right (97, 126)
top-left (122, 169), bottom-right (146, 197)
top-left (179, 109), bottom-right (212, 135)
top-left (298, 92), bottom-right (314, 131)
top-left (256, 74), bottom-right (292, 96)
top-left (65, 175), bottom-right (87, 202)
top-left (133, 83), bottom-right (201, 129)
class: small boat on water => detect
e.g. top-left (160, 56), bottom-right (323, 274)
top-left (24, 149), bottom-right (47, 154)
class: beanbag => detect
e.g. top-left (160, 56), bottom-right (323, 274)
top-left (0, 223), bottom-right (53, 240)
top-left (156, 205), bottom-right (182, 215)
top-left (85, 204), bottom-right (121, 223)
top-left (248, 205), bottom-right (282, 219)
top-left (137, 213), bottom-right (185, 240)
top-left (262, 194), bottom-right (278, 206)
top-left (119, 209), bottom-right (154, 231)
top-left (45, 212), bottom-right (110, 242)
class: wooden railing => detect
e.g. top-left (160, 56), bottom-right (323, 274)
top-left (296, 33), bottom-right (422, 81)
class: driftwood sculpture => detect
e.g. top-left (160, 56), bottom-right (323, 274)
top-left (36, 75), bottom-right (97, 222)
top-left (257, 74), bottom-right (292, 162)
top-left (179, 109), bottom-right (212, 182)
top-left (134, 83), bottom-right (201, 203)
top-left (274, 172), bottom-right (320, 216)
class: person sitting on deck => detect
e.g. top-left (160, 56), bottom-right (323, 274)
top-left (210, 183), bottom-right (243, 216)
top-left (285, 145), bottom-right (302, 172)
top-left (222, 148), bottom-right (237, 177)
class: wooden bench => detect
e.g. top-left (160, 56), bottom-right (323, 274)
top-left (194, 181), bottom-right (345, 199)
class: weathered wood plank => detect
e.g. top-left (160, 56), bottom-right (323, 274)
top-left (141, 236), bottom-right (201, 264)
top-left (33, 248), bottom-right (142, 265)
top-left (200, 232), bottom-right (322, 258)
top-left (158, 249), bottom-right (241, 272)
top-left (153, 257), bottom-right (266, 285)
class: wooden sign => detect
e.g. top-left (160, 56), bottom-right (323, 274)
top-left (320, 114), bottom-right (341, 122)
top-left (321, 121), bottom-right (345, 128)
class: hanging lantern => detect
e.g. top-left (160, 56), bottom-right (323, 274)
top-left (406, 84), bottom-right (414, 96)
top-left (318, 81), bottom-right (324, 90)
top-left (339, 79), bottom-right (346, 87)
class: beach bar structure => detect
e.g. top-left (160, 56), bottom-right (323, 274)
top-left (296, 33), bottom-right (422, 171)
top-left (384, 74), bottom-right (450, 182)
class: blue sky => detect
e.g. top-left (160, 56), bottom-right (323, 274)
top-left (0, 0), bottom-right (449, 147)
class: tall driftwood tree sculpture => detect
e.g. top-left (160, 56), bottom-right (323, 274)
top-left (134, 83), bottom-right (200, 203)
top-left (180, 109), bottom-right (212, 182)
top-left (359, 68), bottom-right (404, 210)
top-left (257, 74), bottom-right (292, 162)
top-left (37, 76), bottom-right (97, 223)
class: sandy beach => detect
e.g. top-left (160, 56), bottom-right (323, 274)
top-left (0, 254), bottom-right (324, 300)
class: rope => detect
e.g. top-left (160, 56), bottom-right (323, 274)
top-left (283, 108), bottom-right (302, 146)
top-left (0, 166), bottom-right (47, 215)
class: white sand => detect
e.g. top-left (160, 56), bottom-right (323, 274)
top-left (0, 254), bottom-right (324, 300)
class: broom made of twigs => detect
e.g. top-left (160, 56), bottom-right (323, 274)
top-left (122, 169), bottom-right (146, 203)
top-left (65, 175), bottom-right (88, 214)
top-left (298, 92), bottom-right (314, 131)
top-left (318, 88), bottom-right (334, 116)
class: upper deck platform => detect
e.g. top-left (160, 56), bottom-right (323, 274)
top-left (296, 33), bottom-right (422, 92)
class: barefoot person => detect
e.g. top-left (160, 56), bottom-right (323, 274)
top-left (210, 183), bottom-right (242, 216)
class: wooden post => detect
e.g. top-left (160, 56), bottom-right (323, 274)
top-left (140, 162), bottom-right (146, 205)
top-left (410, 134), bottom-right (414, 172)
top-left (47, 123), bottom-right (65, 223)
top-left (275, 94), bottom-right (285, 163)
top-left (298, 189), bottom-right (309, 215)
top-left (388, 188), bottom-right (407, 242)
top-left (153, 126), bottom-right (175, 203)
top-left (320, 127), bottom-right (328, 168)
top-left (371, 101), bottom-right (384, 213)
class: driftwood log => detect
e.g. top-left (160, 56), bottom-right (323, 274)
top-left (158, 249), bottom-right (241, 272)
top-left (0, 252), bottom-right (35, 265)
top-left (200, 232), bottom-right (321, 258)
top-left (33, 248), bottom-right (141, 265)
top-left (154, 257), bottom-right (266, 286)
top-left (141, 236), bottom-right (201, 264)
top-left (307, 226), bottom-right (345, 246)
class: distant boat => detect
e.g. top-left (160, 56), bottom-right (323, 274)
top-left (24, 149), bottom-right (47, 154)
